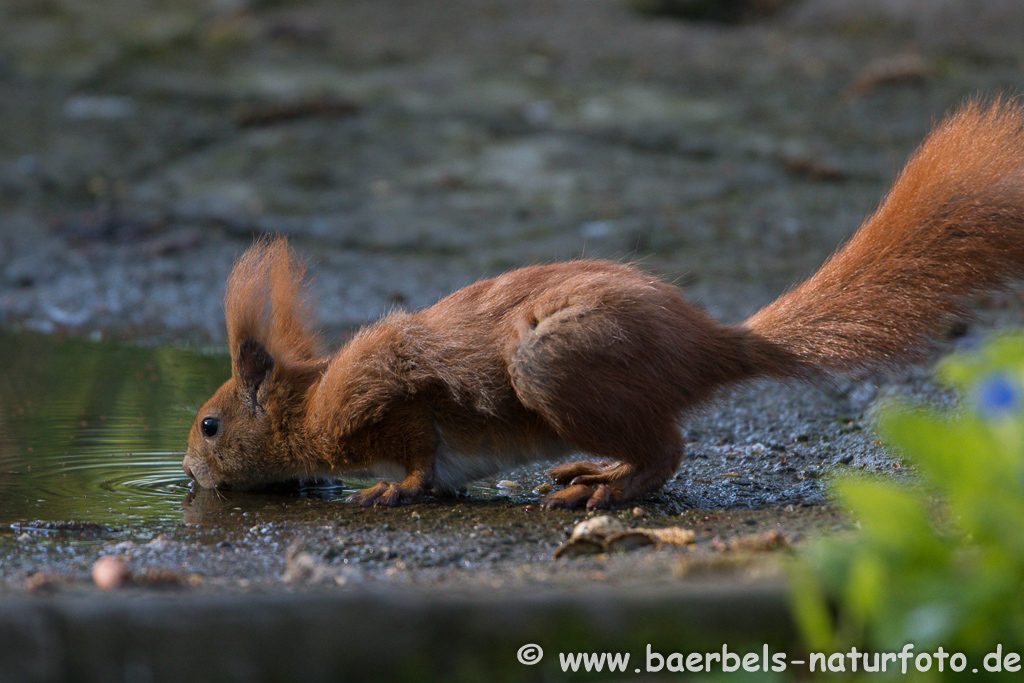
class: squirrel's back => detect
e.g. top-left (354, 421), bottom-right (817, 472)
top-left (745, 99), bottom-right (1024, 375)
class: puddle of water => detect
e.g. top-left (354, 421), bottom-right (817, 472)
top-left (0, 332), bottom-right (519, 534)
top-left (0, 332), bottom-right (253, 529)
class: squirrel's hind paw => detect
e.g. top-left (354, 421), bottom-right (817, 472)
top-left (540, 483), bottom-right (619, 510)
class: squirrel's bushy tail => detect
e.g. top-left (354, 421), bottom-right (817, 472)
top-left (744, 98), bottom-right (1024, 375)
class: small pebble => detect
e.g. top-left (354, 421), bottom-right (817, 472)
top-left (92, 556), bottom-right (129, 590)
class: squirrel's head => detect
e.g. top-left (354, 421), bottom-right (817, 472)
top-left (183, 239), bottom-right (323, 490)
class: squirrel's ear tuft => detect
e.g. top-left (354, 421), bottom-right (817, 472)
top-left (224, 237), bottom-right (320, 365)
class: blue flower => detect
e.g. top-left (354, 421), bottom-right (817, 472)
top-left (975, 373), bottom-right (1021, 417)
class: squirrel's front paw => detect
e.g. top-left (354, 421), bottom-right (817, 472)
top-left (348, 480), bottom-right (423, 507)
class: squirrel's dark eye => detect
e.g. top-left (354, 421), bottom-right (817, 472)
top-left (200, 417), bottom-right (220, 438)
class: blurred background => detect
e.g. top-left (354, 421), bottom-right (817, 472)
top-left (3, 0), bottom-right (1024, 346)
top-left (4, 10), bottom-right (1024, 676)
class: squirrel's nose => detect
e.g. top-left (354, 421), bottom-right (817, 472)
top-left (183, 464), bottom-right (196, 481)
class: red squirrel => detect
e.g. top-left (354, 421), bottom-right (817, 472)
top-left (184, 99), bottom-right (1024, 509)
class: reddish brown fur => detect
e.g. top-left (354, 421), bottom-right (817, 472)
top-left (746, 99), bottom-right (1024, 372)
top-left (184, 99), bottom-right (1024, 509)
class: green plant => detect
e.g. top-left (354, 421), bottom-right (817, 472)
top-left (791, 333), bottom-right (1024, 680)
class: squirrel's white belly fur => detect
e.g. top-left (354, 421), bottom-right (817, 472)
top-left (359, 426), bottom-right (570, 494)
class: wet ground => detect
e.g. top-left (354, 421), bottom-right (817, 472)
top-left (3, 1), bottom-right (1024, 678)
top-left (0, 316), bottom-right (1003, 597)
top-left (1, 330), bottom-right (852, 589)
